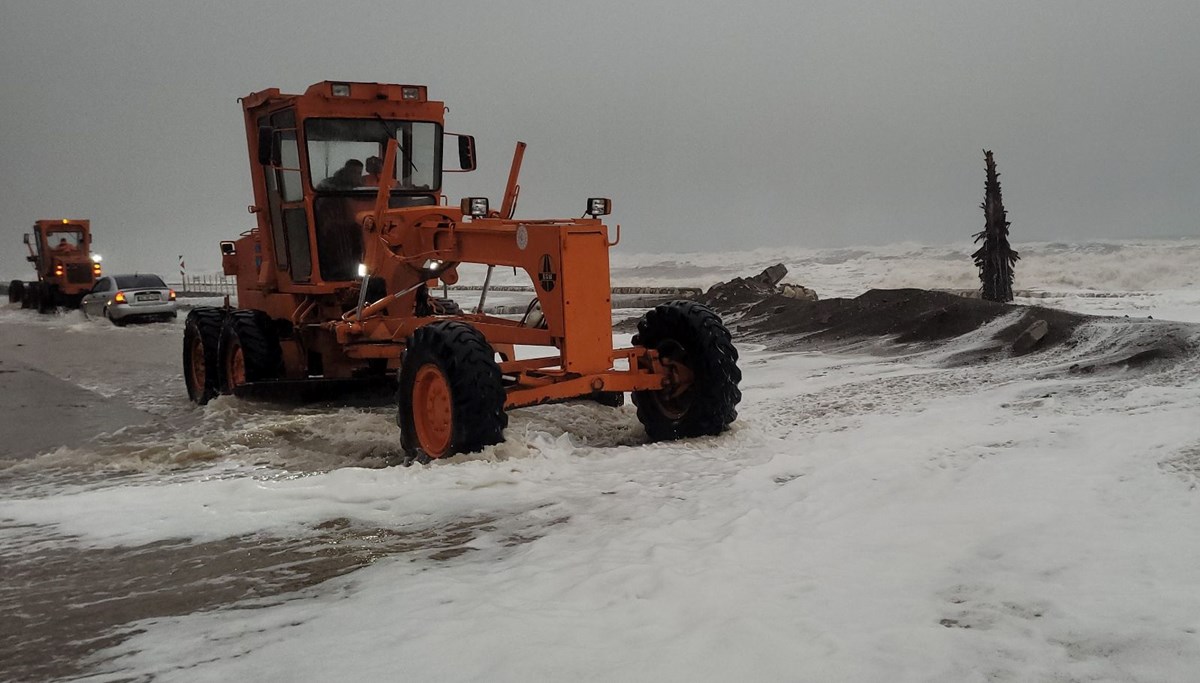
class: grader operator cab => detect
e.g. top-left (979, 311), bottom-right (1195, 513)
top-left (184, 81), bottom-right (741, 460)
top-left (9, 219), bottom-right (102, 313)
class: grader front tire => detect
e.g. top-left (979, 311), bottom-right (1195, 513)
top-left (398, 321), bottom-right (506, 461)
top-left (632, 301), bottom-right (742, 441)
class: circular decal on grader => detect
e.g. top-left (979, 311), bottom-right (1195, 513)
top-left (538, 254), bottom-right (557, 292)
top-left (516, 224), bottom-right (529, 251)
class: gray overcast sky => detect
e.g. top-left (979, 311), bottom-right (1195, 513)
top-left (2, 0), bottom-right (1197, 279)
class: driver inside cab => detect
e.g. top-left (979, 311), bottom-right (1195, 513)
top-left (317, 159), bottom-right (365, 191)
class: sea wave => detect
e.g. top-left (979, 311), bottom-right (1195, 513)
top-left (610, 238), bottom-right (1200, 297)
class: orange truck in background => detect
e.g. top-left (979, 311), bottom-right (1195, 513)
top-left (9, 219), bottom-right (101, 313)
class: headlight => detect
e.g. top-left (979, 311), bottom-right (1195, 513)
top-left (422, 259), bottom-right (445, 273)
top-left (357, 263), bottom-right (368, 278)
top-left (586, 197), bottom-right (612, 217)
top-left (331, 83), bottom-right (351, 97)
top-left (91, 253), bottom-right (102, 263)
top-left (460, 197), bottom-right (489, 218)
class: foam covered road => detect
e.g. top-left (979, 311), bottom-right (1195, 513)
top-left (0, 356), bottom-right (149, 459)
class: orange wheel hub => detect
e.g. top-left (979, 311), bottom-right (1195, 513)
top-left (654, 353), bottom-right (696, 420)
top-left (189, 337), bottom-right (206, 390)
top-left (227, 345), bottom-right (246, 389)
top-left (412, 363), bottom-right (453, 457)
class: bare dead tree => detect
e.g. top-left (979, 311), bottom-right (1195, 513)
top-left (972, 150), bottom-right (1019, 302)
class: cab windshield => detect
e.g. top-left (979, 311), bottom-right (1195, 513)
top-left (306, 119), bottom-right (442, 192)
top-left (304, 118), bottom-right (443, 281)
top-left (44, 229), bottom-right (84, 252)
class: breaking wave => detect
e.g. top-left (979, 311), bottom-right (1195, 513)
top-left (612, 238), bottom-right (1200, 297)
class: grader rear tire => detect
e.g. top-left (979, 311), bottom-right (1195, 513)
top-left (8, 280), bottom-right (22, 304)
top-left (398, 321), bottom-right (506, 461)
top-left (36, 283), bottom-right (55, 314)
top-left (632, 301), bottom-right (742, 441)
top-left (183, 307), bottom-right (227, 404)
top-left (218, 310), bottom-right (283, 395)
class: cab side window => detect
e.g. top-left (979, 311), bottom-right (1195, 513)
top-left (260, 109), bottom-right (312, 281)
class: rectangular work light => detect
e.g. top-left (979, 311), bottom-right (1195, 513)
top-left (461, 197), bottom-right (489, 217)
top-left (586, 197), bottom-right (612, 217)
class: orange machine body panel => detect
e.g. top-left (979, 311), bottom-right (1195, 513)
top-left (222, 81), bottom-right (663, 403)
top-left (238, 81), bottom-right (447, 298)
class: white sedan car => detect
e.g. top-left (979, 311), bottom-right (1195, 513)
top-left (82, 274), bottom-right (178, 326)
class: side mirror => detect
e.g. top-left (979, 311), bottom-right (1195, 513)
top-left (458, 135), bottom-right (476, 171)
top-left (220, 241), bottom-right (236, 255)
top-left (22, 234), bottom-right (30, 245)
top-left (257, 126), bottom-right (276, 166)
top-left (445, 134), bottom-right (476, 172)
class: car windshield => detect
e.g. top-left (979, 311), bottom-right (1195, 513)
top-left (115, 275), bottom-right (166, 289)
top-left (306, 119), bottom-right (442, 193)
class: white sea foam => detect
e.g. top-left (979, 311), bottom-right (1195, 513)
top-left (5, 238), bottom-right (1200, 681)
top-left (31, 328), bottom-right (1199, 683)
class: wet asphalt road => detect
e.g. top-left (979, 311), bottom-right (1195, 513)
top-left (0, 306), bottom-right (420, 681)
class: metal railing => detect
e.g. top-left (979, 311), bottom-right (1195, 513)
top-left (173, 274), bottom-right (237, 297)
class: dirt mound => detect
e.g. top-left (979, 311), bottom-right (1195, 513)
top-left (625, 267), bottom-right (1198, 368)
top-left (703, 286), bottom-right (1196, 368)
top-left (733, 289), bottom-right (1014, 345)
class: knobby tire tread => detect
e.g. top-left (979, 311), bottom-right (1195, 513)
top-left (398, 321), bottom-right (507, 460)
top-left (183, 307), bottom-right (227, 404)
top-left (220, 310), bottom-right (284, 388)
top-left (632, 300), bottom-right (742, 441)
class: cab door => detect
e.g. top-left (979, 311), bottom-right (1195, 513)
top-left (259, 109), bottom-right (313, 284)
top-left (29, 227), bottom-right (47, 276)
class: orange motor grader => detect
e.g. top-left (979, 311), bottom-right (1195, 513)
top-left (184, 81), bottom-right (740, 460)
top-left (9, 219), bottom-right (102, 313)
